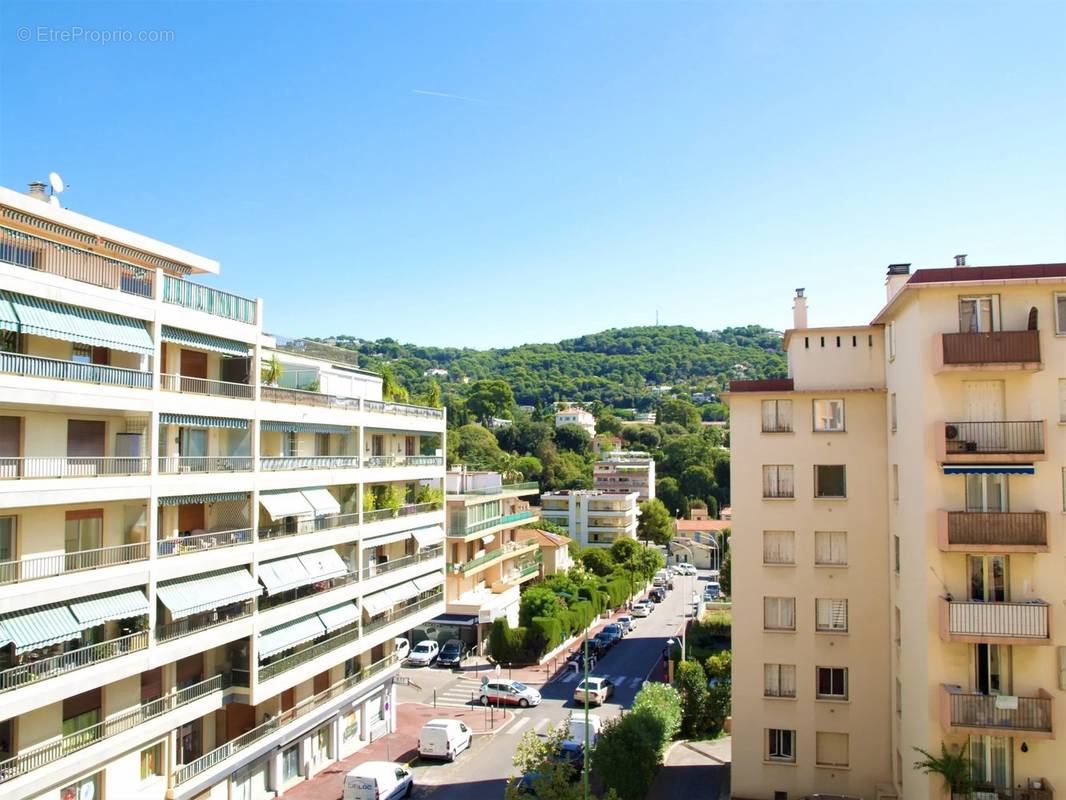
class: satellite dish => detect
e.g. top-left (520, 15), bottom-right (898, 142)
top-left (49, 172), bottom-right (65, 194)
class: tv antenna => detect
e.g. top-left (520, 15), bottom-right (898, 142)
top-left (47, 172), bottom-right (65, 208)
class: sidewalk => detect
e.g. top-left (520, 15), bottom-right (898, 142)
top-left (281, 702), bottom-right (513, 800)
top-left (647, 736), bottom-right (731, 800)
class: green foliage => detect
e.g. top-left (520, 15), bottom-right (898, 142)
top-left (487, 618), bottom-right (535, 664)
top-left (661, 435), bottom-right (717, 479)
top-left (704, 650), bottom-right (732, 733)
top-left (362, 488), bottom-right (376, 513)
top-left (656, 477), bottom-right (688, 518)
top-left (635, 547), bottom-right (665, 580)
top-left (675, 659), bottom-right (710, 738)
top-left (260, 354), bottom-right (283, 386)
top-left (513, 455), bottom-right (544, 481)
top-left (913, 742), bottom-right (975, 794)
top-left (592, 713), bottom-right (661, 800)
top-left (528, 616), bottom-right (563, 653)
top-left (380, 364), bottom-right (409, 402)
top-left (705, 495), bottom-right (719, 519)
top-left (637, 499), bottom-right (674, 546)
top-left (466, 379), bottom-right (515, 422)
top-left (519, 586), bottom-right (562, 627)
top-left (609, 537), bottom-right (641, 566)
top-left (452, 423), bottom-right (508, 469)
top-left (596, 413), bottom-right (623, 436)
top-left (423, 379), bottom-right (443, 408)
top-left (719, 551), bottom-right (731, 596)
top-left (630, 682), bottom-right (682, 752)
top-left (415, 484), bottom-right (444, 508)
top-left (679, 465), bottom-right (717, 506)
top-left (510, 721), bottom-right (568, 777)
top-left (701, 403), bottom-right (729, 421)
top-left (580, 548), bottom-right (614, 577)
top-left (657, 398), bottom-right (702, 432)
top-left (554, 423), bottom-right (593, 454)
top-left (381, 484), bottom-right (403, 512)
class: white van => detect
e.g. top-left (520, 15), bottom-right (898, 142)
top-left (342, 761), bottom-right (413, 800)
top-left (418, 718), bottom-right (472, 761)
top-left (566, 712), bottom-right (603, 749)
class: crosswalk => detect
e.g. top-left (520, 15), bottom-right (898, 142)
top-left (555, 672), bottom-right (646, 689)
top-left (428, 684), bottom-right (480, 708)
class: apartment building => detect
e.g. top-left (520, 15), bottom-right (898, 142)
top-left (0, 184), bottom-right (447, 800)
top-left (554, 408), bottom-right (596, 437)
top-left (727, 264), bottom-right (1065, 800)
top-left (442, 470), bottom-right (542, 653)
top-left (539, 490), bottom-right (639, 548)
top-left (593, 450), bottom-right (656, 501)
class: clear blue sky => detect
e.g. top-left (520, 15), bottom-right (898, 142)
top-left (3, 1), bottom-right (1063, 347)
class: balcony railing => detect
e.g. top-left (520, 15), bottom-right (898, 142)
top-left (157, 528), bottom-right (252, 557)
top-left (258, 572), bottom-right (359, 612)
top-left (941, 330), bottom-right (1041, 367)
top-left (0, 542), bottom-right (148, 585)
top-left (162, 275), bottom-right (256, 324)
top-left (0, 674), bottom-right (222, 783)
top-left (499, 510), bottom-right (536, 526)
top-left (941, 598), bottom-right (1050, 642)
top-left (155, 599), bottom-right (254, 643)
top-left (1, 225), bottom-right (154, 298)
top-left (161, 373), bottom-right (253, 399)
top-left (175, 655), bottom-right (398, 786)
top-left (362, 502), bottom-right (441, 524)
top-left (0, 456), bottom-right (150, 480)
top-left (257, 511), bottom-right (359, 541)
top-left (363, 400), bottom-right (444, 419)
top-left (460, 481), bottom-right (539, 496)
top-left (259, 455), bottom-right (360, 471)
top-left (943, 685), bottom-right (1054, 735)
top-left (943, 421), bottom-right (1045, 457)
top-left (258, 626), bottom-right (362, 682)
top-left (260, 385), bottom-right (361, 410)
top-left (361, 592), bottom-right (444, 637)
top-left (363, 455), bottom-right (444, 468)
top-left (0, 351), bottom-right (152, 388)
top-left (0, 631), bottom-right (148, 693)
top-left (942, 511), bottom-right (1048, 550)
top-left (361, 546), bottom-right (443, 581)
top-left (952, 780), bottom-right (1056, 800)
top-left (157, 455), bottom-right (253, 474)
top-left (457, 538), bottom-right (538, 573)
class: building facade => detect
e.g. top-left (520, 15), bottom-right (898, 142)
top-left (0, 185), bottom-right (447, 800)
top-left (593, 450), bottom-right (656, 501)
top-left (539, 490), bottom-right (639, 548)
top-left (554, 408), bottom-right (596, 437)
top-left (727, 264), bottom-right (1065, 800)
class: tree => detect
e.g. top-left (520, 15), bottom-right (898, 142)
top-left (596, 413), bottom-right (623, 436)
top-left (380, 365), bottom-right (409, 402)
top-left (661, 435), bottom-right (715, 479)
top-left (554, 423), bottom-right (592, 455)
top-left (260, 354), bottom-right (283, 386)
top-left (656, 477), bottom-right (688, 519)
top-left (519, 586), bottom-right (561, 627)
top-left (675, 659), bottom-right (709, 738)
top-left (591, 713), bottom-right (661, 800)
top-left (466, 379), bottom-right (514, 422)
top-left (580, 548), bottom-right (614, 577)
top-left (704, 650), bottom-right (732, 732)
top-left (637, 499), bottom-right (673, 547)
top-left (679, 465), bottom-right (716, 506)
top-left (913, 742), bottom-right (975, 795)
top-left (635, 547), bottom-right (665, 580)
top-left (657, 398), bottom-right (702, 432)
top-left (609, 537), bottom-right (641, 566)
top-left (719, 551), bottom-right (731, 595)
top-left (513, 455), bottom-right (544, 482)
top-left (630, 682), bottom-right (682, 753)
top-left (423, 379), bottom-right (442, 409)
top-left (454, 423), bottom-right (507, 469)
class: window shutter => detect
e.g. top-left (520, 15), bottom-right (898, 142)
top-left (778, 401), bottom-right (792, 430)
top-left (762, 401), bottom-right (774, 431)
top-left (816, 732), bottom-right (848, 767)
top-left (781, 665), bottom-right (796, 696)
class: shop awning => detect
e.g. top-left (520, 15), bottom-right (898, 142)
top-left (302, 488), bottom-right (341, 516)
top-left (257, 556), bottom-right (313, 596)
top-left (318, 601), bottom-right (360, 632)
top-left (161, 325), bottom-right (250, 357)
top-left (298, 549), bottom-right (348, 581)
top-left (412, 525), bottom-right (445, 549)
top-left (0, 604), bottom-right (83, 653)
top-left (158, 492), bottom-right (248, 507)
top-left (159, 413), bottom-right (248, 429)
top-left (69, 589), bottom-right (150, 628)
top-left (361, 590), bottom-right (394, 617)
top-left (361, 530), bottom-right (412, 549)
top-left (0, 293), bottom-right (18, 333)
top-left (261, 421), bottom-right (353, 434)
top-left (258, 614), bottom-right (326, 660)
top-left (2, 291), bottom-right (154, 355)
top-left (157, 568), bottom-right (261, 620)
top-left (942, 465), bottom-right (1036, 476)
top-left (260, 490), bottom-right (314, 519)
top-left (386, 581), bottom-right (420, 604)
top-left (412, 571), bottom-right (444, 593)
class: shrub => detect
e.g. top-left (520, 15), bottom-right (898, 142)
top-left (488, 618), bottom-right (534, 663)
top-left (519, 586), bottom-right (562, 627)
top-left (592, 712), bottom-right (660, 800)
top-left (630, 682), bottom-right (682, 755)
top-left (675, 659), bottom-right (709, 738)
top-left (528, 616), bottom-right (562, 654)
top-left (704, 650), bottom-right (732, 732)
top-left (566, 599), bottom-right (595, 633)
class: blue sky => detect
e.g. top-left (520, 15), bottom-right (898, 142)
top-left (2, 1), bottom-right (1063, 348)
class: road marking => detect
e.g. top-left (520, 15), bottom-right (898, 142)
top-left (507, 717), bottom-right (531, 735)
top-left (628, 677), bottom-right (644, 688)
top-left (534, 718), bottom-right (549, 734)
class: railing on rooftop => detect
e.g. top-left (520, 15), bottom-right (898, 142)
top-left (260, 385), bottom-right (361, 410)
top-left (363, 399), bottom-right (444, 420)
top-left (459, 481), bottom-right (540, 496)
top-left (0, 631), bottom-right (148, 693)
top-left (0, 456), bottom-right (151, 480)
top-left (162, 275), bottom-right (256, 324)
top-left (157, 528), bottom-right (252, 557)
top-left (0, 352), bottom-right (153, 389)
top-left (161, 373), bottom-right (252, 399)
top-left (270, 335), bottom-right (363, 367)
top-left (155, 599), bottom-right (254, 643)
top-left (0, 541), bottom-right (148, 585)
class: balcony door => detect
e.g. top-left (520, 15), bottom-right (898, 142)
top-left (969, 735), bottom-right (1012, 791)
top-left (965, 474), bottom-right (1008, 512)
top-left (179, 428), bottom-right (208, 471)
top-left (964, 381), bottom-right (1005, 422)
top-left (959, 296), bottom-right (1000, 333)
top-left (968, 554), bottom-right (1008, 602)
top-left (974, 643), bottom-right (1011, 695)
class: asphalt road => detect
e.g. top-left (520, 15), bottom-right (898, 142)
top-left (398, 570), bottom-right (708, 799)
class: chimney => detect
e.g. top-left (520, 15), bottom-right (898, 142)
top-left (954, 254), bottom-right (967, 267)
top-left (792, 288), bottom-right (808, 329)
top-left (26, 181), bottom-right (49, 202)
top-left (885, 263), bottom-right (911, 302)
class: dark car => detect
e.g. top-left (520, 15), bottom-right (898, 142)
top-left (550, 742), bottom-right (584, 781)
top-left (436, 638), bottom-right (466, 668)
top-left (593, 632), bottom-right (614, 651)
top-left (602, 623), bottom-right (623, 642)
top-left (649, 588), bottom-right (667, 603)
top-left (567, 650), bottom-right (597, 673)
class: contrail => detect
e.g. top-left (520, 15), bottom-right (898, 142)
top-left (411, 89), bottom-right (488, 104)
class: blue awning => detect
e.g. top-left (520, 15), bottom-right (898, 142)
top-left (161, 325), bottom-right (250, 357)
top-left (943, 465), bottom-right (1036, 475)
top-left (3, 291), bottom-right (153, 355)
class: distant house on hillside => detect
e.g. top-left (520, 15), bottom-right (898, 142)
top-left (554, 407), bottom-right (596, 437)
top-left (424, 367), bottom-right (448, 377)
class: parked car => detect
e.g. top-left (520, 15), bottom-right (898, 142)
top-left (342, 761), bottom-right (413, 800)
top-left (573, 676), bottom-right (615, 706)
top-left (418, 718), bottom-right (472, 761)
top-left (616, 614), bottom-right (635, 633)
top-left (567, 650), bottom-right (597, 673)
top-left (436, 639), bottom-right (466, 668)
top-left (550, 741), bottom-right (585, 781)
top-left (704, 582), bottom-right (722, 600)
top-left (674, 563), bottom-right (697, 576)
top-left (602, 623), bottom-right (623, 642)
top-left (393, 638), bottom-right (411, 661)
top-left (407, 640), bottom-right (439, 666)
top-left (592, 632), bottom-right (615, 652)
top-left (479, 679), bottom-right (542, 708)
top-left (565, 713), bottom-right (603, 749)
top-left (652, 575), bottom-right (666, 588)
top-left (631, 601), bottom-right (652, 617)
top-left (649, 587), bottom-right (667, 603)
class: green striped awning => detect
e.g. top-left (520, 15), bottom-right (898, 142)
top-left (257, 556), bottom-right (312, 596)
top-left (157, 492), bottom-right (248, 507)
top-left (0, 603), bottom-right (83, 653)
top-left (157, 568), bottom-right (262, 620)
top-left (159, 413), bottom-right (248, 429)
top-left (317, 601), bottom-right (360, 633)
top-left (260, 421), bottom-right (353, 434)
top-left (2, 291), bottom-right (153, 355)
top-left (161, 325), bottom-right (251, 357)
top-left (258, 614), bottom-right (326, 660)
top-left (69, 589), bottom-right (150, 628)
top-left (0, 294), bottom-right (17, 333)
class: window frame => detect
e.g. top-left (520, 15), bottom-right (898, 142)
top-left (1056, 293), bottom-right (1066, 336)
top-left (814, 530), bottom-right (847, 566)
top-left (890, 392), bottom-right (897, 433)
top-left (764, 663), bottom-right (797, 698)
top-left (766, 728), bottom-right (796, 763)
top-left (815, 598), bottom-right (848, 633)
top-left (140, 741), bottom-right (165, 781)
top-left (816, 666), bottom-right (849, 701)
top-left (813, 465), bottom-right (847, 499)
top-left (762, 465), bottom-right (795, 499)
top-left (761, 399), bottom-right (794, 433)
top-left (762, 530), bottom-right (795, 565)
top-left (764, 596), bottom-right (796, 631)
top-left (812, 398), bottom-right (845, 433)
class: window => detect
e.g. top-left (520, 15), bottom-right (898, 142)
top-left (281, 743), bottom-right (300, 781)
top-left (894, 607), bottom-right (902, 645)
top-left (763, 531), bottom-right (795, 565)
top-left (894, 535), bottom-right (901, 574)
top-left (815, 598), bottom-right (848, 632)
top-left (761, 399), bottom-right (793, 433)
top-left (892, 464), bottom-right (900, 502)
top-left (0, 330), bottom-right (17, 354)
top-left (812, 399), bottom-right (845, 432)
top-left (60, 773), bottom-right (101, 800)
top-left (896, 678), bottom-right (902, 717)
top-left (814, 465), bottom-right (846, 498)
top-left (762, 465), bottom-right (794, 498)
top-left (71, 343), bottom-right (93, 364)
top-left (764, 664), bottom-right (796, 698)
top-left (814, 531), bottom-right (847, 566)
top-left (65, 509), bottom-right (103, 554)
top-left (140, 742), bottom-right (165, 780)
top-left (0, 516), bottom-right (13, 562)
top-left (343, 709), bottom-right (359, 741)
top-left (816, 667), bottom-right (848, 700)
top-left (1057, 293), bottom-right (1066, 335)
top-left (767, 729), bottom-right (796, 762)
top-left (887, 322), bottom-right (896, 360)
top-left (966, 473), bottom-right (1008, 512)
top-left (1059, 379), bottom-right (1066, 423)
top-left (959, 296), bottom-right (999, 333)
top-left (764, 597), bottom-right (796, 631)
top-left (890, 393), bottom-right (897, 433)
top-left (815, 732), bottom-right (849, 768)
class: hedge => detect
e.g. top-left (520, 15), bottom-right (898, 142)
top-left (529, 616), bottom-right (562, 654)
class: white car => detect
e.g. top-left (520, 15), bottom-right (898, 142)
top-left (394, 637), bottom-right (411, 661)
top-left (676, 563), bottom-right (697, 576)
top-left (407, 640), bottom-right (439, 666)
top-left (631, 601), bottom-right (652, 617)
top-left (617, 614), bottom-right (635, 633)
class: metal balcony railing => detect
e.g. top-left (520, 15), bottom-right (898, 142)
top-left (945, 686), bottom-right (1053, 733)
top-left (0, 542), bottom-right (148, 585)
top-left (945, 511), bottom-right (1047, 548)
top-left (155, 599), bottom-right (254, 643)
top-left (257, 511), bottom-right (359, 541)
top-left (460, 481), bottom-right (539, 496)
top-left (0, 456), bottom-right (150, 479)
top-left (362, 502), bottom-right (440, 524)
top-left (0, 351), bottom-right (152, 388)
top-left (162, 275), bottom-right (256, 324)
top-left (259, 455), bottom-right (360, 471)
top-left (941, 330), bottom-right (1041, 365)
top-left (161, 373), bottom-right (253, 399)
top-left (361, 546), bottom-right (443, 581)
top-left (458, 538), bottom-right (538, 573)
top-left (363, 455), bottom-right (444, 468)
top-left (157, 455), bottom-right (253, 474)
top-left (944, 421), bottom-right (1045, 456)
top-left (258, 625), bottom-right (363, 682)
top-left (157, 528), bottom-right (252, 557)
top-left (944, 599), bottom-right (1050, 640)
top-left (260, 385), bottom-right (361, 410)
top-left (361, 592), bottom-right (444, 636)
top-left (363, 400), bottom-right (444, 419)
top-left (258, 572), bottom-right (359, 612)
top-left (0, 631), bottom-right (148, 693)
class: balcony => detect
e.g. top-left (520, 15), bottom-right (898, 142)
top-left (953, 780), bottom-right (1056, 800)
top-left (940, 684), bottom-right (1054, 738)
top-left (157, 455), bottom-right (253, 474)
top-left (157, 528), bottom-right (252, 557)
top-left (258, 572), bottom-right (359, 613)
top-left (360, 546), bottom-right (443, 581)
top-left (258, 623), bottom-right (362, 682)
top-left (459, 481), bottom-right (540, 496)
top-left (939, 598), bottom-right (1051, 644)
top-left (937, 330), bottom-right (1042, 372)
top-left (363, 399), bottom-right (444, 420)
top-left (258, 511), bottom-right (359, 541)
top-left (161, 373), bottom-right (252, 399)
top-left (363, 455), bottom-right (444, 468)
top-left (452, 538), bottom-right (539, 575)
top-left (162, 275), bottom-right (256, 324)
top-left (261, 385), bottom-right (361, 410)
top-left (0, 456), bottom-right (150, 480)
top-left (0, 674), bottom-right (222, 784)
top-left (361, 592), bottom-right (444, 637)
top-left (155, 598), bottom-right (254, 643)
top-left (362, 502), bottom-right (441, 525)
top-left (0, 351), bottom-right (152, 389)
top-left (939, 421), bottom-right (1046, 463)
top-left (260, 455), bottom-right (360, 471)
top-left (0, 542), bottom-right (148, 585)
top-left (938, 511), bottom-right (1048, 553)
top-left (0, 631), bottom-right (147, 693)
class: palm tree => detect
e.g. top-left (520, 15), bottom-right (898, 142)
top-left (260, 354), bottom-right (283, 386)
top-left (913, 743), bottom-right (974, 797)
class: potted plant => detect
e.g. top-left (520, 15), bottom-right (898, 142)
top-left (913, 743), bottom-right (975, 798)
top-left (260, 355), bottom-right (283, 386)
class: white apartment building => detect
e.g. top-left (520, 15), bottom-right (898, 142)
top-left (0, 184), bottom-right (447, 800)
top-left (539, 490), bottom-right (639, 548)
top-left (593, 450), bottom-right (656, 501)
top-left (554, 408), bottom-right (596, 437)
